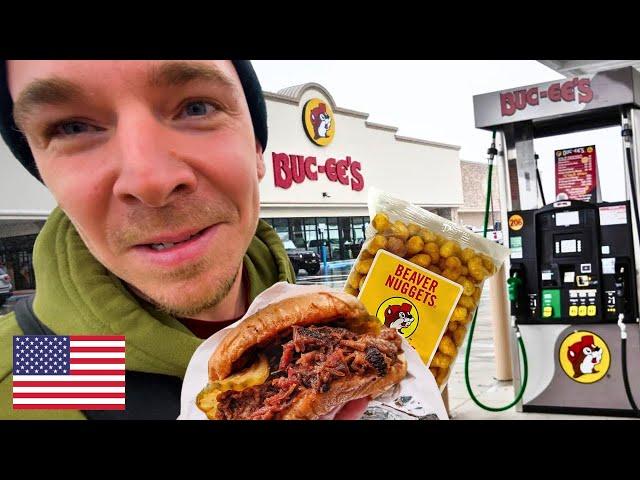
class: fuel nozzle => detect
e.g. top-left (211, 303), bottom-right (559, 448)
top-left (486, 130), bottom-right (498, 166)
top-left (507, 271), bottom-right (522, 304)
top-left (621, 111), bottom-right (633, 146)
top-left (507, 272), bottom-right (523, 303)
top-left (507, 271), bottom-right (524, 327)
top-left (487, 144), bottom-right (498, 158)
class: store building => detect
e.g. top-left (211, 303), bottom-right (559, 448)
top-left (0, 81), bottom-right (465, 288)
top-left (259, 83), bottom-right (464, 261)
top-left (0, 139), bottom-right (55, 291)
top-left (457, 159), bottom-right (502, 232)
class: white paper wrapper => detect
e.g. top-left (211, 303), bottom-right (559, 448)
top-left (178, 282), bottom-right (448, 420)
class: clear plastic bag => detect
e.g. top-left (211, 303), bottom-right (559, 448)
top-left (344, 188), bottom-right (510, 390)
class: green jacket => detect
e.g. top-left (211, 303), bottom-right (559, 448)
top-left (0, 207), bottom-right (296, 419)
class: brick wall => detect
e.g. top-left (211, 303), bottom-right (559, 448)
top-left (458, 160), bottom-right (501, 229)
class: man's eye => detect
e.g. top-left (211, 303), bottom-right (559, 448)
top-left (54, 121), bottom-right (99, 137)
top-left (180, 101), bottom-right (217, 118)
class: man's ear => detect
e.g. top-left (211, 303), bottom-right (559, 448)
top-left (256, 140), bottom-right (266, 181)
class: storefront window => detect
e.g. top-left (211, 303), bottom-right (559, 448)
top-left (327, 217), bottom-right (341, 260)
top-left (290, 218), bottom-right (305, 248)
top-left (352, 217), bottom-right (364, 244)
top-left (315, 218), bottom-right (328, 257)
top-left (0, 234), bottom-right (37, 290)
top-left (304, 218), bottom-right (319, 255)
top-left (271, 218), bottom-right (289, 240)
top-left (262, 215), bottom-right (371, 263)
top-left (338, 217), bottom-right (354, 259)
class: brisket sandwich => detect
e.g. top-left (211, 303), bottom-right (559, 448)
top-left (196, 291), bottom-right (407, 420)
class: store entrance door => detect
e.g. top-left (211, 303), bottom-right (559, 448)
top-left (326, 217), bottom-right (342, 260)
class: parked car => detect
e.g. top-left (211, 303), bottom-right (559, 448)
top-left (0, 267), bottom-right (13, 306)
top-left (283, 240), bottom-right (321, 275)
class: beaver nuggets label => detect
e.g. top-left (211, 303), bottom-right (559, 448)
top-left (358, 250), bottom-right (463, 366)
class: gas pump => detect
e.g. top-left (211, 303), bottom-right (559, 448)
top-left (472, 67), bottom-right (640, 417)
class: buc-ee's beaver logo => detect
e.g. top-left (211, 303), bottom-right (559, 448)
top-left (376, 298), bottom-right (419, 338)
top-left (559, 331), bottom-right (610, 383)
top-left (303, 98), bottom-right (335, 146)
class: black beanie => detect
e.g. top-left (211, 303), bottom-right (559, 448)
top-left (0, 60), bottom-right (268, 183)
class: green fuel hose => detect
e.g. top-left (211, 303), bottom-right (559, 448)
top-left (463, 130), bottom-right (529, 412)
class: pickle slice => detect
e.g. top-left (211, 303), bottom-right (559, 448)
top-left (196, 353), bottom-right (270, 418)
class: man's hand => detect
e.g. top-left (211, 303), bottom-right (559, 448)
top-left (319, 397), bottom-right (370, 420)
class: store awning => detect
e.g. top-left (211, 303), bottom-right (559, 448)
top-left (538, 60), bottom-right (640, 76)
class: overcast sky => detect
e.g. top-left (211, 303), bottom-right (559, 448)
top-left (252, 60), bottom-right (628, 204)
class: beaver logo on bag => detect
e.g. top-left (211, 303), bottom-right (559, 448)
top-left (384, 303), bottom-right (415, 334)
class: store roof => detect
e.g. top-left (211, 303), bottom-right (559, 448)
top-left (277, 83), bottom-right (338, 109)
top-left (265, 82), bottom-right (462, 151)
top-left (538, 60), bottom-right (640, 76)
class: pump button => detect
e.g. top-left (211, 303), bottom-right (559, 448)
top-left (542, 306), bottom-right (553, 318)
top-left (587, 305), bottom-right (596, 316)
top-left (578, 306), bottom-right (587, 316)
top-left (569, 306), bottom-right (578, 317)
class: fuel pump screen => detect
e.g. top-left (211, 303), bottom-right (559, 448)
top-left (560, 239), bottom-right (577, 253)
top-left (553, 233), bottom-right (584, 257)
top-left (555, 211), bottom-right (580, 226)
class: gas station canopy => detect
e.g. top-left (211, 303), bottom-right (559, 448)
top-left (538, 60), bottom-right (640, 77)
top-left (470, 61), bottom-right (640, 417)
top-left (473, 66), bottom-right (640, 137)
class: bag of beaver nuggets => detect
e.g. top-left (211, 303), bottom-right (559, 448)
top-left (344, 188), bottom-right (510, 391)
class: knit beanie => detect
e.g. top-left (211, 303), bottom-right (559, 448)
top-left (0, 60), bottom-right (268, 182)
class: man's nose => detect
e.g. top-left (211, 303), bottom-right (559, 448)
top-left (112, 109), bottom-right (197, 207)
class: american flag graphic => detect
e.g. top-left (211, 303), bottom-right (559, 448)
top-left (13, 335), bottom-right (125, 410)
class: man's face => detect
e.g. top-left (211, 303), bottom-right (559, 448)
top-left (7, 61), bottom-right (265, 316)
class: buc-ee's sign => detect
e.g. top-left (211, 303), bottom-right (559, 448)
top-left (473, 68), bottom-right (640, 129)
top-left (272, 153), bottom-right (364, 191)
top-left (500, 77), bottom-right (593, 116)
top-left (271, 97), bottom-right (365, 191)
